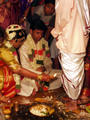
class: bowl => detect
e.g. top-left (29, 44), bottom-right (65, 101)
top-left (29, 103), bottom-right (56, 120)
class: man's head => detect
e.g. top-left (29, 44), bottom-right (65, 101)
top-left (44, 0), bottom-right (55, 16)
top-left (6, 24), bottom-right (27, 48)
top-left (30, 19), bottom-right (47, 43)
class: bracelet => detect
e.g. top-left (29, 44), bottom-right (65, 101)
top-left (37, 74), bottom-right (43, 81)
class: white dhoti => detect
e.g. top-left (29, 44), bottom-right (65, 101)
top-left (59, 51), bottom-right (86, 100)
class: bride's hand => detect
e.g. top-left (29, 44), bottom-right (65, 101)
top-left (37, 73), bottom-right (55, 82)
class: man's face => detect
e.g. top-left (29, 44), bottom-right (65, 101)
top-left (31, 29), bottom-right (44, 43)
top-left (44, 3), bottom-right (55, 15)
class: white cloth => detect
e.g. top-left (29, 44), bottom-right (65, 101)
top-left (51, 0), bottom-right (89, 100)
top-left (51, 0), bottom-right (89, 54)
top-left (48, 69), bottom-right (62, 90)
top-left (59, 51), bottom-right (85, 100)
top-left (18, 78), bottom-right (38, 97)
top-left (76, 0), bottom-right (90, 34)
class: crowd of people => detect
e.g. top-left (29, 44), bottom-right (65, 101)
top-left (0, 0), bottom-right (90, 106)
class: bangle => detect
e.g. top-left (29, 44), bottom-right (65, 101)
top-left (37, 75), bottom-right (43, 81)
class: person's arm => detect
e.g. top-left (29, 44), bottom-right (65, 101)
top-left (13, 66), bottom-right (53, 82)
top-left (1, 47), bottom-right (54, 82)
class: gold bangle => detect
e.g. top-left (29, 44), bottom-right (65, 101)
top-left (37, 75), bottom-right (43, 81)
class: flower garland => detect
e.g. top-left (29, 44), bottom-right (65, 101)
top-left (26, 36), bottom-right (50, 91)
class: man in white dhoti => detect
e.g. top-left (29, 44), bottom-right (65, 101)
top-left (51, 0), bottom-right (90, 100)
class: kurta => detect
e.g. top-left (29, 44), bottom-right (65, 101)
top-left (19, 34), bottom-right (52, 71)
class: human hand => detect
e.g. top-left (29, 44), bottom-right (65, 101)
top-left (37, 73), bottom-right (56, 82)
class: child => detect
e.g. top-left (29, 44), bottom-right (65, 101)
top-left (0, 25), bottom-right (54, 102)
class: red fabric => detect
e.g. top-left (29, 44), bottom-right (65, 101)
top-left (0, 60), bottom-right (16, 98)
top-left (35, 50), bottom-right (44, 55)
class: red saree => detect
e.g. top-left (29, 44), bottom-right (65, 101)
top-left (0, 60), bottom-right (16, 98)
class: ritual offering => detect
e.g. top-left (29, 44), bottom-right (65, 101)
top-left (4, 103), bottom-right (58, 120)
top-left (29, 103), bottom-right (58, 120)
top-left (30, 104), bottom-right (54, 116)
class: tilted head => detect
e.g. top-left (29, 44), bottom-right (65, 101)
top-left (6, 24), bottom-right (27, 48)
